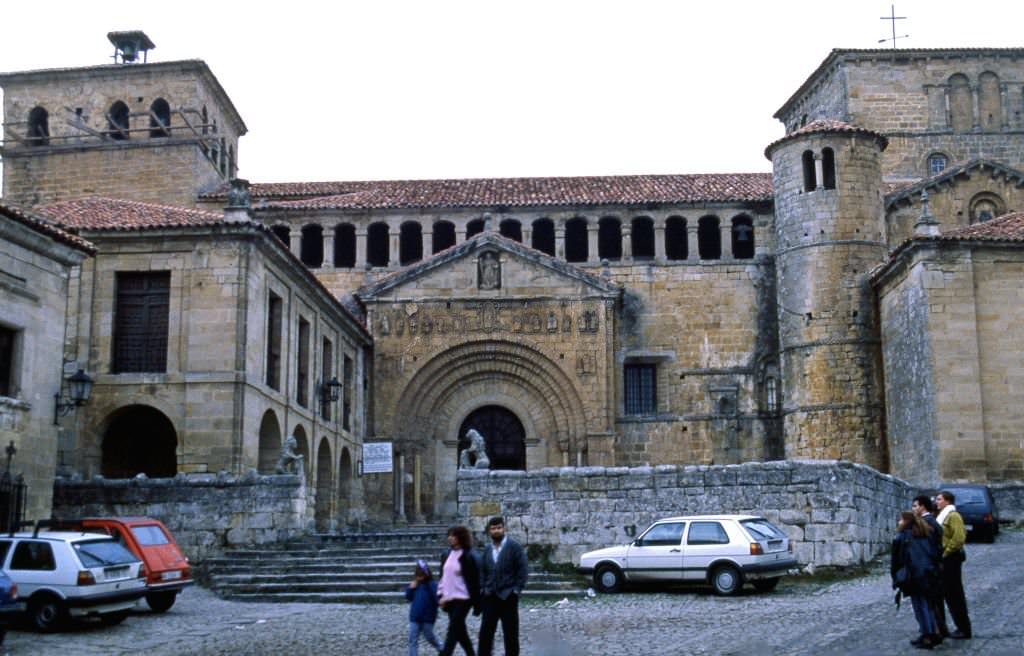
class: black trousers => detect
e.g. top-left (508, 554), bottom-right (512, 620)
top-left (939, 551), bottom-right (972, 635)
top-left (440, 600), bottom-right (476, 656)
top-left (478, 593), bottom-right (519, 656)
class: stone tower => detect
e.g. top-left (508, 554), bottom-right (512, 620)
top-left (765, 120), bottom-right (889, 469)
top-left (0, 32), bottom-right (246, 209)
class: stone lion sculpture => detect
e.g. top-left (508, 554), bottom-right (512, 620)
top-left (275, 435), bottom-right (305, 474)
top-left (459, 428), bottom-right (491, 470)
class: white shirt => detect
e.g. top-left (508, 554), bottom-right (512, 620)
top-left (490, 536), bottom-right (507, 564)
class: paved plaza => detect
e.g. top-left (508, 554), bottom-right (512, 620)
top-left (5, 529), bottom-right (1022, 655)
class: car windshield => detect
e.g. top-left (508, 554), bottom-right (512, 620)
top-left (945, 488), bottom-right (987, 506)
top-left (741, 519), bottom-right (785, 541)
top-left (130, 525), bottom-right (170, 546)
top-left (74, 540), bottom-right (139, 568)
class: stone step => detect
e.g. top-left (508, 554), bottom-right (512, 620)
top-left (209, 572), bottom-right (575, 584)
top-left (217, 589), bottom-right (586, 603)
top-left (214, 546), bottom-right (445, 559)
top-left (211, 580), bottom-right (583, 594)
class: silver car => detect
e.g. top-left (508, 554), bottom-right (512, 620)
top-left (578, 514), bottom-right (798, 595)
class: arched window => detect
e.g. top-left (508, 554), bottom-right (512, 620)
top-left (432, 221), bottom-right (455, 253)
top-left (821, 148), bottom-right (836, 190)
top-left (927, 153), bottom-right (948, 176)
top-left (399, 221), bottom-right (423, 265)
top-left (300, 224), bottom-right (324, 267)
top-left (271, 225), bottom-right (290, 248)
top-left (949, 73), bottom-right (972, 132)
top-left (108, 101), bottom-right (130, 140)
top-left (979, 71), bottom-right (1001, 131)
top-left (598, 217), bottom-right (622, 261)
top-left (367, 222), bottom-right (389, 267)
top-left (631, 217), bottom-right (655, 260)
top-left (802, 150), bottom-right (816, 192)
top-left (565, 217), bottom-right (588, 263)
top-left (665, 216), bottom-right (687, 260)
top-left (334, 224), bottom-right (356, 268)
top-left (731, 215), bottom-right (755, 259)
top-left (466, 218), bottom-right (484, 238)
top-left (149, 98), bottom-right (170, 137)
top-left (698, 215), bottom-right (721, 260)
top-left (969, 192), bottom-right (1004, 224)
top-left (531, 218), bottom-right (555, 256)
top-left (27, 106), bottom-right (49, 146)
top-left (499, 219), bottom-right (522, 242)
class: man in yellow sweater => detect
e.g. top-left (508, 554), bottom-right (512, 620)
top-left (935, 491), bottom-right (972, 639)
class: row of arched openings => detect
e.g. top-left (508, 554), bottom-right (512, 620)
top-left (273, 215), bottom-right (756, 268)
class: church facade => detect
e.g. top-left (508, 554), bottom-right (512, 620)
top-left (2, 41), bottom-right (1023, 524)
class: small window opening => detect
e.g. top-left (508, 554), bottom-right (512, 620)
top-left (399, 222), bottom-right (423, 265)
top-left (598, 217), bottom-right (622, 261)
top-left (565, 217), bottom-right (588, 263)
top-left (432, 221), bottom-right (456, 253)
top-left (665, 216), bottom-right (688, 260)
top-left (624, 363), bottom-right (657, 415)
top-left (271, 225), bottom-right (291, 248)
top-left (531, 218), bottom-right (555, 256)
top-left (367, 222), bottom-right (390, 267)
top-left (802, 149), bottom-right (816, 192)
top-left (928, 154), bottom-right (948, 176)
top-left (334, 224), bottom-right (356, 268)
top-left (466, 219), bottom-right (484, 238)
top-left (300, 224), bottom-right (324, 267)
top-left (108, 101), bottom-right (130, 140)
top-left (697, 216), bottom-right (721, 260)
top-left (822, 148), bottom-right (836, 189)
top-left (149, 98), bottom-right (170, 137)
top-left (27, 106), bottom-right (49, 146)
top-left (731, 216), bottom-right (755, 259)
top-left (631, 217), bottom-right (655, 260)
top-left (499, 219), bottom-right (522, 242)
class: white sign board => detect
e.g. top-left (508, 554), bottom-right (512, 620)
top-left (362, 442), bottom-right (393, 474)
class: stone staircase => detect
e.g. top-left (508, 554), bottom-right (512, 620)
top-left (205, 526), bottom-right (587, 603)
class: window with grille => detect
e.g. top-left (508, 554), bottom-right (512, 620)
top-left (342, 354), bottom-right (353, 431)
top-left (266, 293), bottom-right (283, 390)
top-left (113, 272), bottom-right (170, 373)
top-left (321, 337), bottom-right (333, 421)
top-left (297, 317), bottom-right (310, 407)
top-left (0, 326), bottom-right (16, 397)
top-left (624, 363), bottom-right (657, 415)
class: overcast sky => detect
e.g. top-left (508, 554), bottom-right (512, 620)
top-left (2, 1), bottom-right (1022, 183)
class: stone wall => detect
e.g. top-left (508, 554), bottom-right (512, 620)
top-left (52, 472), bottom-right (309, 563)
top-left (992, 482), bottom-right (1024, 523)
top-left (457, 460), bottom-right (913, 568)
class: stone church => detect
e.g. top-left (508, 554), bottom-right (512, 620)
top-left (1, 34), bottom-right (1022, 524)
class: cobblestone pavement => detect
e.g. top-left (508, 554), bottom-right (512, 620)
top-left (5, 529), bottom-right (1022, 656)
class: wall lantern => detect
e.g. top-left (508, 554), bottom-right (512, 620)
top-left (53, 369), bottom-right (93, 425)
top-left (318, 377), bottom-right (342, 406)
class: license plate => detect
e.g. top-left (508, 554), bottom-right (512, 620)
top-left (965, 524), bottom-right (973, 532)
top-left (104, 566), bottom-right (129, 580)
top-left (161, 570), bottom-right (182, 581)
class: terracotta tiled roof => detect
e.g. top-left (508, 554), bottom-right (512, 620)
top-left (0, 202), bottom-right (95, 253)
top-left (35, 197), bottom-right (225, 230)
top-left (200, 173), bottom-right (774, 211)
top-left (764, 119), bottom-right (888, 159)
top-left (938, 211), bottom-right (1024, 242)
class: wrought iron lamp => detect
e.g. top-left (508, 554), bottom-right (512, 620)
top-left (53, 369), bottom-right (93, 425)
top-left (318, 377), bottom-right (342, 405)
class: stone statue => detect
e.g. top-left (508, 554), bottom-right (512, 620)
top-left (226, 178), bottom-right (251, 209)
top-left (459, 428), bottom-right (491, 469)
top-left (275, 435), bottom-right (304, 474)
top-left (478, 251), bottom-right (500, 290)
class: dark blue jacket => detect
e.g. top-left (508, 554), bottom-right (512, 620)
top-left (405, 580), bottom-right (439, 623)
top-left (891, 528), bottom-right (940, 596)
top-left (480, 537), bottom-right (529, 600)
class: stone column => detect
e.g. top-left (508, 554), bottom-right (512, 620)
top-left (456, 225), bottom-right (467, 244)
top-left (395, 453), bottom-right (406, 522)
top-left (971, 85), bottom-right (981, 130)
top-left (555, 225), bottom-right (566, 260)
top-left (687, 225), bottom-right (700, 262)
top-left (720, 221), bottom-right (733, 260)
top-left (413, 454), bottom-right (422, 521)
top-left (622, 226), bottom-right (633, 263)
top-left (1000, 83), bottom-right (1010, 129)
top-left (388, 226), bottom-right (400, 267)
top-left (290, 229), bottom-right (303, 260)
top-left (423, 228), bottom-right (433, 257)
top-left (654, 218), bottom-right (666, 263)
top-left (355, 230), bottom-right (367, 268)
top-left (587, 223), bottom-right (600, 264)
top-left (522, 226), bottom-right (532, 249)
top-left (322, 227), bottom-right (335, 268)
top-left (813, 153), bottom-right (824, 191)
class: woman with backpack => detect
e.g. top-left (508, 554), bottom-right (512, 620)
top-left (891, 511), bottom-right (942, 650)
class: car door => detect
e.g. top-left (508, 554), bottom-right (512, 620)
top-left (624, 521), bottom-right (686, 582)
top-left (682, 520), bottom-right (733, 581)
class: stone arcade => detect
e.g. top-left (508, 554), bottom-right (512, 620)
top-left (2, 38), bottom-right (1024, 529)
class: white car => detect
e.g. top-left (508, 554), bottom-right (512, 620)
top-left (578, 514), bottom-right (798, 595)
top-left (0, 530), bottom-right (147, 631)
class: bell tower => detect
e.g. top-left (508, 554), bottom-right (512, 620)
top-left (0, 31), bottom-right (246, 209)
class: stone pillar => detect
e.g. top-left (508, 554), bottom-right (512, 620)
top-left (413, 454), bottom-right (422, 521)
top-left (388, 226), bottom-right (400, 267)
top-left (522, 226), bottom-right (532, 249)
top-left (322, 227), bottom-right (335, 268)
top-left (720, 221), bottom-right (733, 260)
top-left (813, 153), bottom-right (824, 191)
top-left (587, 223), bottom-right (600, 264)
top-left (1000, 83), bottom-right (1010, 129)
top-left (555, 225), bottom-right (566, 259)
top-left (971, 85), bottom-right (981, 130)
top-left (456, 226), bottom-right (467, 244)
top-left (687, 225), bottom-right (700, 262)
top-left (654, 219), bottom-right (666, 263)
top-left (290, 229), bottom-right (303, 259)
top-left (396, 453), bottom-right (406, 522)
top-left (355, 230), bottom-right (367, 268)
top-left (423, 229), bottom-right (433, 257)
top-left (622, 227), bottom-right (633, 263)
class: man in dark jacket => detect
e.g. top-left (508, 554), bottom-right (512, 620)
top-left (478, 516), bottom-right (529, 656)
top-left (913, 495), bottom-right (948, 641)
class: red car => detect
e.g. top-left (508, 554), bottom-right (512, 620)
top-left (64, 517), bottom-right (193, 612)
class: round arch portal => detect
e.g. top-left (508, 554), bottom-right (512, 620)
top-left (101, 405), bottom-right (177, 478)
top-left (458, 405), bottom-right (526, 470)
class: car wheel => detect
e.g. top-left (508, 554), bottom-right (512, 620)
top-left (593, 564), bottom-right (625, 593)
top-left (711, 564), bottom-right (742, 596)
top-left (146, 591), bottom-right (177, 613)
top-left (29, 595), bottom-right (67, 633)
top-left (100, 611), bottom-right (129, 626)
top-left (752, 577), bottom-right (780, 593)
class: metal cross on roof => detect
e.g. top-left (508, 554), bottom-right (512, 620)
top-left (878, 5), bottom-right (908, 48)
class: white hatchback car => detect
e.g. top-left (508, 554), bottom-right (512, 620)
top-left (0, 530), bottom-right (147, 631)
top-left (578, 514), bottom-right (798, 595)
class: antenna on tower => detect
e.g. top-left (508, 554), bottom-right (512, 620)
top-left (108, 31), bottom-right (155, 64)
top-left (878, 5), bottom-right (908, 48)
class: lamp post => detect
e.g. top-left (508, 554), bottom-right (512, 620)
top-left (53, 368), bottom-right (93, 425)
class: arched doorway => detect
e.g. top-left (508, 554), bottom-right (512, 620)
top-left (257, 410), bottom-right (282, 473)
top-left (102, 405), bottom-right (177, 478)
top-left (458, 405), bottom-right (526, 470)
top-left (315, 438), bottom-right (332, 531)
top-left (338, 447), bottom-right (352, 525)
